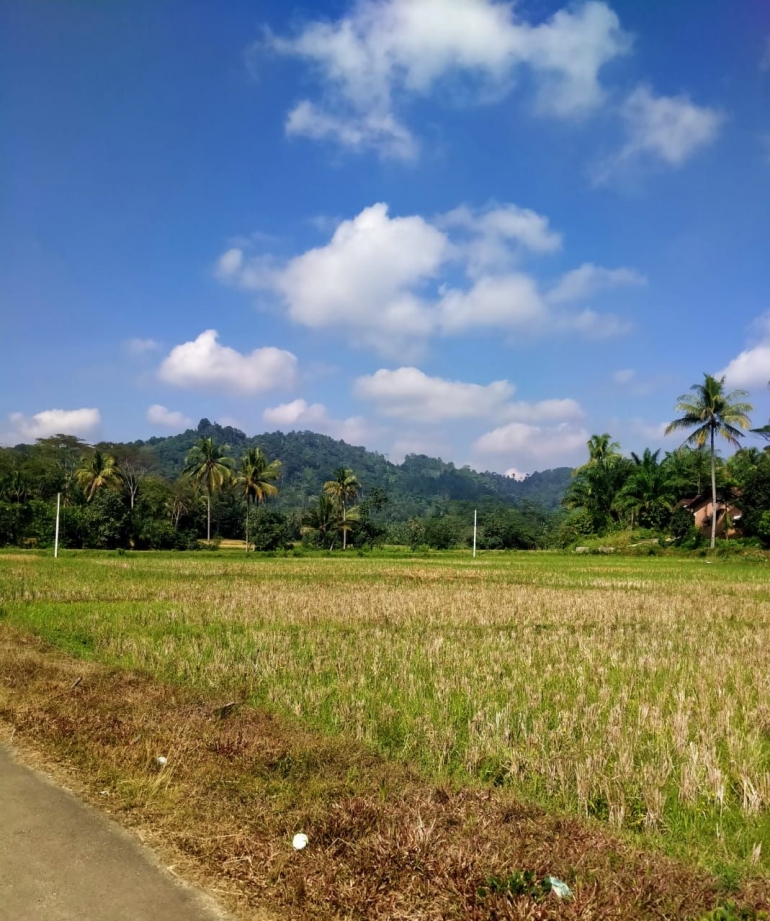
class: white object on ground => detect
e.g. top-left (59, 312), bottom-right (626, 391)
top-left (545, 876), bottom-right (573, 899)
top-left (292, 833), bottom-right (308, 851)
top-left (157, 756), bottom-right (168, 766)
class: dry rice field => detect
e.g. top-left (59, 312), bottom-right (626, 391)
top-left (1, 549), bottom-right (769, 887)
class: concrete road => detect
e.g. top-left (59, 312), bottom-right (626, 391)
top-left (0, 744), bottom-right (231, 921)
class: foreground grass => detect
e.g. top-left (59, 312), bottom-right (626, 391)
top-left (1, 550), bottom-right (770, 887)
top-left (2, 624), bottom-right (767, 921)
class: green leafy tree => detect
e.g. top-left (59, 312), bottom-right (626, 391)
top-left (323, 467), bottom-right (361, 550)
top-left (236, 447), bottom-right (281, 551)
top-left (665, 374), bottom-right (753, 548)
top-left (617, 449), bottom-right (676, 529)
top-left (183, 437), bottom-right (234, 545)
top-left (565, 435), bottom-right (629, 533)
top-left (302, 493), bottom-right (341, 549)
top-left (74, 450), bottom-right (123, 501)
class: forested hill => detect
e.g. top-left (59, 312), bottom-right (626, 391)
top-left (130, 419), bottom-right (571, 514)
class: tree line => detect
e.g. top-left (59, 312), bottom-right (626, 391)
top-left (562, 375), bottom-right (770, 549)
top-left (1, 373), bottom-right (769, 552)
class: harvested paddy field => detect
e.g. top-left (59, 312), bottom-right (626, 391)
top-left (1, 550), bottom-right (769, 919)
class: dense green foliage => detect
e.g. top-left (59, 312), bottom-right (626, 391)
top-left (3, 405), bottom-right (770, 551)
top-left (0, 421), bottom-right (568, 551)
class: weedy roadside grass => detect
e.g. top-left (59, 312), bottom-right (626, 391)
top-left (1, 550), bottom-right (770, 902)
top-left (1, 624), bottom-right (767, 921)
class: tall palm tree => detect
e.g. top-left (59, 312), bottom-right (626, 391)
top-left (236, 447), bottom-right (281, 551)
top-left (323, 467), bottom-right (360, 550)
top-left (665, 374), bottom-right (753, 548)
top-left (585, 434), bottom-right (621, 467)
top-left (75, 450), bottom-right (123, 501)
top-left (183, 437), bottom-right (234, 545)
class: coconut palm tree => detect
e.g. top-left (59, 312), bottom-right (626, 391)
top-left (75, 450), bottom-right (123, 501)
top-left (236, 447), bottom-right (281, 551)
top-left (183, 437), bottom-right (234, 545)
top-left (323, 467), bottom-right (360, 550)
top-left (665, 374), bottom-right (753, 548)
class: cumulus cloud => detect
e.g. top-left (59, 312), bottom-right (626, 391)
top-left (438, 203), bottom-right (562, 276)
top-left (267, 0), bottom-right (630, 158)
top-left (609, 86), bottom-right (723, 173)
top-left (472, 421), bottom-right (589, 469)
top-left (717, 314), bottom-right (770, 389)
top-left (355, 367), bottom-right (514, 421)
top-left (146, 404), bottom-right (193, 430)
top-left (158, 330), bottom-right (297, 395)
top-left (355, 366), bottom-right (583, 426)
top-left (547, 263), bottom-right (646, 304)
top-left (262, 398), bottom-right (372, 445)
top-left (218, 202), bottom-right (637, 353)
top-left (123, 337), bottom-right (160, 357)
top-left (7, 408), bottom-right (100, 443)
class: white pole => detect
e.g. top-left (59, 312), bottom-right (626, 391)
top-left (54, 493), bottom-right (60, 558)
top-left (473, 508), bottom-right (477, 559)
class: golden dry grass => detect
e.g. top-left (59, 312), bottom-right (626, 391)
top-left (2, 624), bottom-right (767, 920)
top-left (1, 550), bottom-right (770, 889)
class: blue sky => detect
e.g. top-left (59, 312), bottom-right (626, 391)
top-left (3, 0), bottom-right (770, 473)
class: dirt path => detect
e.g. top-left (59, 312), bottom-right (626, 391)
top-left (0, 743), bottom-right (231, 921)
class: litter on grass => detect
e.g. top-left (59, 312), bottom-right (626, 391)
top-left (292, 833), bottom-right (308, 851)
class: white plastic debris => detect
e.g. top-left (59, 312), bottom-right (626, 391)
top-left (292, 833), bottom-right (308, 851)
top-left (157, 756), bottom-right (168, 766)
top-left (545, 876), bottom-right (573, 899)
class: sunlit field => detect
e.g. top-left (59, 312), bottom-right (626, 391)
top-left (2, 549), bottom-right (770, 877)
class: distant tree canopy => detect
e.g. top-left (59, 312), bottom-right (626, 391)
top-left (0, 421), bottom-right (570, 551)
top-left (4, 410), bottom-right (770, 553)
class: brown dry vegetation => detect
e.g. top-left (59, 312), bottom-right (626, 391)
top-left (1, 624), bottom-right (768, 921)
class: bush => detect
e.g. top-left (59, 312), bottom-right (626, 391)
top-left (670, 506), bottom-right (696, 545)
top-left (756, 511), bottom-right (770, 549)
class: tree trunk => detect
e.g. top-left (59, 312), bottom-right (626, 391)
top-left (245, 499), bottom-right (249, 553)
top-left (710, 426), bottom-right (717, 550)
top-left (342, 501), bottom-right (347, 551)
top-left (207, 493), bottom-right (211, 546)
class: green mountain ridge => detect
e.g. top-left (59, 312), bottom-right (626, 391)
top-left (128, 418), bottom-right (572, 515)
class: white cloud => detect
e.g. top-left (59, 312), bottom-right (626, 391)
top-left (505, 467), bottom-right (528, 481)
top-left (218, 201), bottom-right (638, 352)
top-left (7, 408), bottom-right (101, 443)
top-left (146, 404), bottom-right (193, 430)
top-left (389, 435), bottom-right (454, 463)
top-left (124, 337), bottom-right (160, 357)
top-left (548, 263), bottom-right (646, 304)
top-left (717, 315), bottom-right (770, 389)
top-left (438, 273), bottom-right (546, 333)
top-left (613, 368), bottom-right (636, 384)
top-left (355, 366), bottom-right (583, 426)
top-left (438, 203), bottom-right (562, 276)
top-left (158, 329), bottom-right (297, 395)
top-left (286, 101), bottom-right (418, 160)
top-left (617, 85), bottom-right (723, 168)
top-left (268, 0), bottom-right (631, 158)
top-left (505, 398), bottom-right (584, 423)
top-left (473, 421), bottom-right (589, 469)
top-left (263, 398), bottom-right (372, 445)
top-left (355, 367), bottom-right (513, 421)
